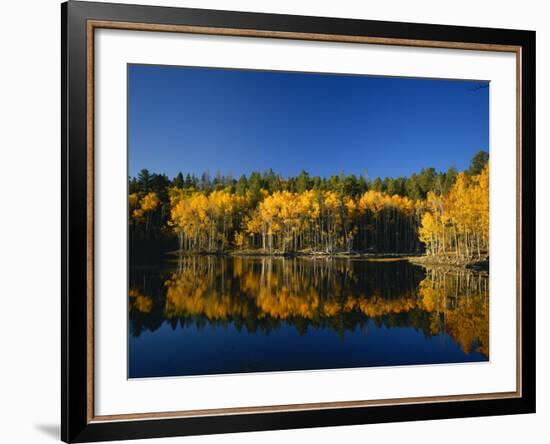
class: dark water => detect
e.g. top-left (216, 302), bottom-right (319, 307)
top-left (128, 255), bottom-right (489, 378)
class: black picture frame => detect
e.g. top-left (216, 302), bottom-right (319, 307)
top-left (62, 1), bottom-right (536, 442)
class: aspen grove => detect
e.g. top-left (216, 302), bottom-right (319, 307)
top-left (129, 151), bottom-right (489, 259)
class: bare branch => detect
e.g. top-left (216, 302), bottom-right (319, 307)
top-left (468, 83), bottom-right (489, 92)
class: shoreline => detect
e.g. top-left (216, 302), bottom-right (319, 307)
top-left (166, 249), bottom-right (489, 270)
top-left (407, 254), bottom-right (489, 272)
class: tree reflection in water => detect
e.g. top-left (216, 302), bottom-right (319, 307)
top-left (129, 256), bottom-right (488, 359)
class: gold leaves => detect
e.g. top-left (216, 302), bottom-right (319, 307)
top-left (418, 165), bottom-right (489, 259)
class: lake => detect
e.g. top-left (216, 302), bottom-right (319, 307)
top-left (128, 255), bottom-right (488, 378)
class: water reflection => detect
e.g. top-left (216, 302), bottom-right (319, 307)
top-left (129, 256), bottom-right (488, 377)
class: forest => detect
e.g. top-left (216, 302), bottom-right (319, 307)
top-left (129, 151), bottom-right (489, 262)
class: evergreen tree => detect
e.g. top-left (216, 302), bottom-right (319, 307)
top-left (468, 150), bottom-right (489, 175)
top-left (173, 172), bottom-right (184, 188)
top-left (137, 169), bottom-right (151, 193)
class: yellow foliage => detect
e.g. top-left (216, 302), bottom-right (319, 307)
top-left (419, 165), bottom-right (489, 259)
top-left (140, 192), bottom-right (160, 212)
top-left (162, 165), bottom-right (488, 256)
top-left (128, 193), bottom-right (139, 209)
top-left (130, 192), bottom-right (160, 228)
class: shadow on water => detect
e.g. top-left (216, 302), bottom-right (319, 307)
top-left (129, 254), bottom-right (489, 377)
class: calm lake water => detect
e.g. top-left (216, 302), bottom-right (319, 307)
top-left (128, 255), bottom-right (489, 378)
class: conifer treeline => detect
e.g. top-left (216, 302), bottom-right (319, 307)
top-left (129, 151), bottom-right (489, 257)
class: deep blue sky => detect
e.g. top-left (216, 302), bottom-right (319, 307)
top-left (128, 64), bottom-right (488, 180)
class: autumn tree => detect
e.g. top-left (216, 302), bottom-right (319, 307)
top-left (130, 152), bottom-right (488, 258)
top-left (419, 164), bottom-right (489, 260)
top-left (130, 191), bottom-right (160, 233)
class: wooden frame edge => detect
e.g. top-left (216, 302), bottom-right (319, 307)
top-left (89, 19), bottom-right (522, 53)
top-left (516, 46), bottom-right (523, 399)
top-left (84, 18), bottom-right (524, 424)
top-left (90, 391), bottom-right (520, 423)
top-left (86, 18), bottom-right (95, 424)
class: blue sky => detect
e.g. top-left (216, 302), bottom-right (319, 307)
top-left (128, 64), bottom-right (488, 180)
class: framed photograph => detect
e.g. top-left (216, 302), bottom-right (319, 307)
top-left (62, 1), bottom-right (535, 442)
